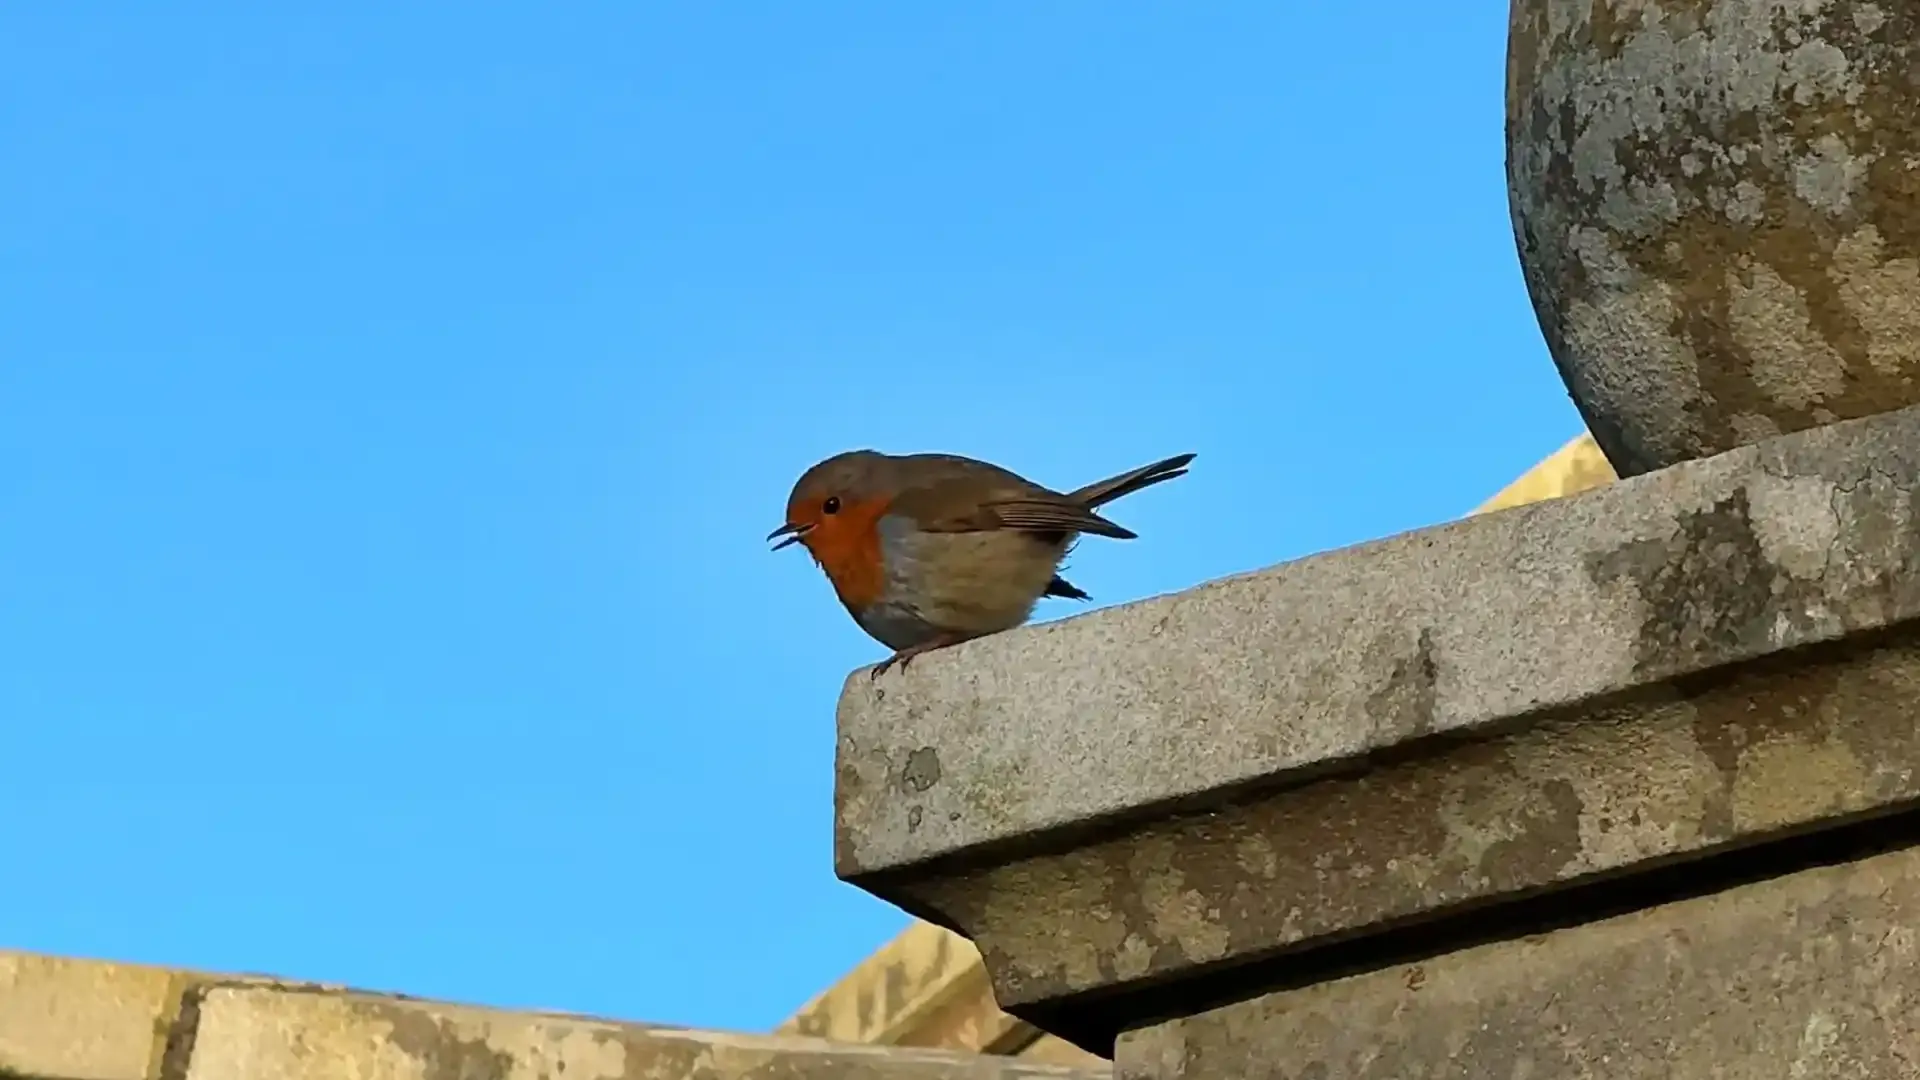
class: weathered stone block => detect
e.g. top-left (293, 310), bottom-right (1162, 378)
top-left (0, 950), bottom-right (328, 1080)
top-left (834, 402), bottom-right (1920, 1054)
top-left (0, 950), bottom-right (181, 1080)
top-left (1507, 0), bottom-right (1920, 475)
top-left (1115, 834), bottom-right (1920, 1079)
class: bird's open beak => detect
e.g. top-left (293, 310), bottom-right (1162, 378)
top-left (766, 522), bottom-right (811, 551)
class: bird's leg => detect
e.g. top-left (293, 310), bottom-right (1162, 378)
top-left (870, 632), bottom-right (972, 680)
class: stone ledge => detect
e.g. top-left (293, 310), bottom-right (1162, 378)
top-left (836, 403), bottom-right (1920, 876)
top-left (895, 624), bottom-right (1920, 1012)
top-left (834, 402), bottom-right (1920, 1050)
top-left (1115, 824), bottom-right (1920, 1079)
top-left (183, 984), bottom-right (1110, 1080)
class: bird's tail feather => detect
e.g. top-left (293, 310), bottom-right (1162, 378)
top-left (1068, 452), bottom-right (1196, 508)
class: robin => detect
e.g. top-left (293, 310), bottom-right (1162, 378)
top-left (768, 449), bottom-right (1195, 677)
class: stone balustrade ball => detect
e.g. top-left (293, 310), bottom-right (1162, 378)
top-left (1508, 0), bottom-right (1920, 477)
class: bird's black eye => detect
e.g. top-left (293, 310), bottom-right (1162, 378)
top-left (822, 496), bottom-right (841, 514)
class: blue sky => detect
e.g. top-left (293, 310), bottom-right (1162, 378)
top-left (2, 4), bottom-right (1583, 1032)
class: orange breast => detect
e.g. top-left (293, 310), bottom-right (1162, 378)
top-left (804, 495), bottom-right (892, 612)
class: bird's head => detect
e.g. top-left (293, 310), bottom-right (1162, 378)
top-left (766, 450), bottom-right (894, 563)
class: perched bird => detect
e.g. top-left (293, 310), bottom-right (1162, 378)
top-left (768, 449), bottom-right (1195, 677)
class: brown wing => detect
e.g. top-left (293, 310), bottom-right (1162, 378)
top-left (890, 476), bottom-right (1136, 539)
top-left (976, 498), bottom-right (1135, 538)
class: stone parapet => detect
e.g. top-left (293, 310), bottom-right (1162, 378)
top-left (0, 950), bottom-right (1111, 1080)
top-left (833, 402), bottom-right (1920, 1062)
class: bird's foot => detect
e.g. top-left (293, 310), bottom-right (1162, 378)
top-left (870, 634), bottom-right (967, 680)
